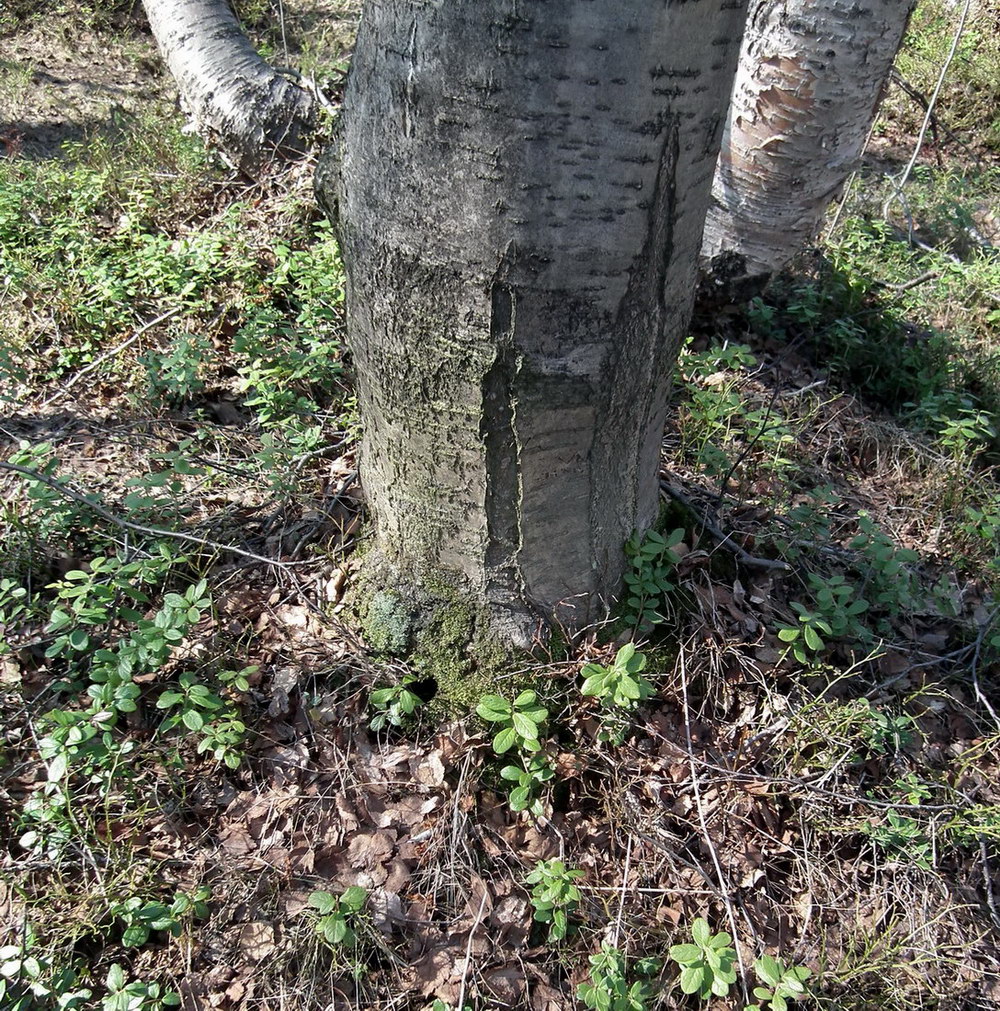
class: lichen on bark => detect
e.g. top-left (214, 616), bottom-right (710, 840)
top-left (354, 559), bottom-right (515, 713)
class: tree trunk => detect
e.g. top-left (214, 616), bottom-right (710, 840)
top-left (701, 0), bottom-right (914, 290)
top-left (142, 0), bottom-right (315, 173)
top-left (320, 2), bottom-right (747, 647)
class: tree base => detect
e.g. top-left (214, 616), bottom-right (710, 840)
top-left (697, 250), bottom-right (772, 308)
top-left (349, 555), bottom-right (527, 714)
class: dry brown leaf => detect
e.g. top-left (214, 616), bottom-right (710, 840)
top-left (411, 751), bottom-right (446, 787)
top-left (491, 895), bottom-right (530, 946)
top-left (238, 921), bottom-right (276, 962)
top-left (219, 823), bottom-right (255, 856)
top-left (413, 946), bottom-right (460, 1000)
top-left (435, 721), bottom-right (471, 764)
top-left (464, 873), bottom-right (493, 920)
top-left (370, 887), bottom-right (406, 933)
top-left (282, 890), bottom-right (313, 917)
top-left (384, 857), bottom-right (412, 893)
top-left (376, 794), bottom-right (440, 832)
top-left (529, 981), bottom-right (567, 1011)
top-left (348, 829), bottom-right (395, 869)
top-left (483, 965), bottom-right (524, 1004)
top-left (223, 979), bottom-right (246, 1006)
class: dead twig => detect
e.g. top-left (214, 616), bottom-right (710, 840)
top-left (660, 480), bottom-right (791, 572)
top-left (35, 307), bottom-right (182, 411)
top-left (970, 607), bottom-right (1000, 733)
top-left (611, 835), bottom-right (632, 949)
top-left (888, 68), bottom-right (979, 166)
top-left (0, 458), bottom-right (306, 571)
top-left (678, 640), bottom-right (749, 1001)
top-left (456, 887), bottom-right (488, 1011)
top-left (885, 0), bottom-right (975, 216)
top-left (874, 269), bottom-right (941, 294)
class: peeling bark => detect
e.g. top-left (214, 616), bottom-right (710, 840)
top-left (321, 1), bottom-right (747, 645)
top-left (142, 0), bottom-right (315, 173)
top-left (702, 0), bottom-right (915, 288)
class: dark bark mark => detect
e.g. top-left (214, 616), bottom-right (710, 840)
top-left (591, 118), bottom-right (680, 581)
top-left (482, 256), bottom-right (523, 602)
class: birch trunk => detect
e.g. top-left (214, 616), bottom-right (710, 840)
top-left (702, 0), bottom-right (914, 287)
top-left (142, 0), bottom-right (314, 173)
top-left (320, 1), bottom-right (747, 647)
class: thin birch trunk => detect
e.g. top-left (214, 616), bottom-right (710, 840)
top-left (320, 1), bottom-right (747, 646)
top-left (142, 0), bottom-right (314, 173)
top-left (702, 0), bottom-right (915, 288)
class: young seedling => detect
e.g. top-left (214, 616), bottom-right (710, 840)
top-left (748, 955), bottom-right (812, 1011)
top-left (858, 698), bottom-right (915, 755)
top-left (668, 917), bottom-right (738, 999)
top-left (156, 672), bottom-right (225, 732)
top-left (863, 810), bottom-right (933, 870)
top-left (156, 674), bottom-right (246, 768)
top-left (476, 690), bottom-right (547, 754)
top-left (108, 897), bottom-right (183, 948)
top-left (499, 753), bottom-right (554, 816)
top-left (581, 643), bottom-right (654, 743)
top-left (776, 605), bottom-right (832, 664)
top-left (368, 676), bottom-right (424, 731)
top-left (103, 964), bottom-right (180, 1011)
top-left (525, 859), bottom-right (583, 942)
top-left (308, 887), bottom-right (368, 946)
top-left (622, 528), bottom-right (684, 631)
top-left (581, 643), bottom-right (654, 708)
top-left (108, 889), bottom-right (209, 948)
top-left (577, 943), bottom-right (660, 1011)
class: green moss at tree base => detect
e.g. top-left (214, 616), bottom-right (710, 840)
top-left (350, 561), bottom-right (520, 716)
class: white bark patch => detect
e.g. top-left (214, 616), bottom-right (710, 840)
top-left (702, 0), bottom-right (915, 278)
top-left (142, 0), bottom-right (314, 173)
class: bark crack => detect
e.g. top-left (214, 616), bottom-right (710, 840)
top-left (482, 253), bottom-right (526, 623)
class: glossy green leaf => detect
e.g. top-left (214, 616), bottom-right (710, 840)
top-left (690, 917), bottom-right (711, 946)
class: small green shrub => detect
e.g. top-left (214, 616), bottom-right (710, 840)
top-left (622, 529), bottom-right (684, 633)
top-left (778, 572), bottom-right (871, 661)
top-left (102, 963), bottom-right (180, 1011)
top-left (525, 859), bottom-right (583, 942)
top-left (0, 929), bottom-right (91, 1011)
top-left (499, 753), bottom-right (554, 816)
top-left (141, 331), bottom-right (213, 401)
top-left (748, 955), bottom-right (813, 1011)
top-left (308, 887), bottom-right (368, 947)
top-left (857, 698), bottom-right (916, 756)
top-left (580, 643), bottom-right (654, 744)
top-left (777, 606), bottom-right (833, 665)
top-left (748, 258), bottom-right (956, 414)
top-left (108, 888), bottom-right (209, 948)
top-left (668, 917), bottom-right (738, 999)
top-left (476, 690), bottom-right (547, 754)
top-left (156, 672), bottom-right (247, 769)
top-left (578, 944), bottom-right (661, 1011)
top-left (851, 513), bottom-right (921, 617)
top-left (806, 573), bottom-right (870, 640)
top-left (935, 407), bottom-right (996, 461)
top-left (863, 811), bottom-right (933, 871)
top-left (368, 676), bottom-right (424, 731)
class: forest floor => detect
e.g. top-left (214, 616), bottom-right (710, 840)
top-left (3, 3), bottom-right (1000, 1011)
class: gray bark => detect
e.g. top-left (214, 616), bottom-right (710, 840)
top-left (701, 0), bottom-right (915, 287)
top-left (321, 1), bottom-right (747, 645)
top-left (142, 0), bottom-right (315, 173)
